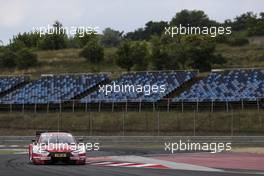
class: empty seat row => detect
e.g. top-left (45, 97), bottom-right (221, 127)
top-left (81, 71), bottom-right (197, 103)
top-left (0, 74), bottom-right (108, 104)
top-left (0, 76), bottom-right (29, 93)
top-left (174, 69), bottom-right (264, 102)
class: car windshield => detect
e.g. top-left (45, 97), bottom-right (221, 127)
top-left (39, 133), bottom-right (76, 144)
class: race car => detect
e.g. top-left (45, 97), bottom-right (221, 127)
top-left (29, 131), bottom-right (86, 165)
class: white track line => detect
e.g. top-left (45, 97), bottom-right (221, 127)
top-left (90, 161), bottom-right (114, 165)
top-left (125, 163), bottom-right (159, 168)
top-left (106, 162), bottom-right (134, 167)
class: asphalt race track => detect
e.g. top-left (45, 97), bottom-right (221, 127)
top-left (0, 154), bottom-right (261, 176)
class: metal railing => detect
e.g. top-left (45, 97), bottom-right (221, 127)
top-left (0, 98), bottom-right (263, 136)
top-left (0, 98), bottom-right (263, 113)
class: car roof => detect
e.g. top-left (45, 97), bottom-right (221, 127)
top-left (41, 132), bottom-right (72, 135)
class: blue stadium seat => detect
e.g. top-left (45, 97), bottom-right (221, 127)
top-left (0, 76), bottom-right (29, 93)
top-left (0, 74), bottom-right (108, 104)
top-left (81, 71), bottom-right (197, 103)
top-left (174, 69), bottom-right (264, 102)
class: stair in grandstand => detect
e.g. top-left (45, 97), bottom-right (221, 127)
top-left (0, 78), bottom-right (30, 98)
top-left (66, 78), bottom-right (112, 104)
top-left (80, 71), bottom-right (198, 103)
top-left (162, 75), bottom-right (205, 101)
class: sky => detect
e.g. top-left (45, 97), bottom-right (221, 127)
top-left (0, 0), bottom-right (264, 44)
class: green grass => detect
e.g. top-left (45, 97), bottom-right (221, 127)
top-left (0, 110), bottom-right (263, 136)
top-left (215, 43), bottom-right (264, 69)
top-left (0, 150), bottom-right (25, 155)
top-left (0, 48), bottom-right (123, 79)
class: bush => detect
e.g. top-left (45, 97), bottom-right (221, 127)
top-left (228, 37), bottom-right (249, 46)
top-left (38, 21), bottom-right (68, 50)
top-left (150, 36), bottom-right (226, 72)
top-left (101, 28), bottom-right (122, 47)
top-left (39, 33), bottom-right (67, 50)
top-left (79, 39), bottom-right (104, 64)
top-left (131, 42), bottom-right (150, 71)
top-left (115, 41), bottom-right (134, 71)
top-left (0, 48), bottom-right (17, 68)
top-left (15, 48), bottom-right (38, 69)
top-left (116, 41), bottom-right (149, 71)
top-left (12, 32), bottom-right (41, 48)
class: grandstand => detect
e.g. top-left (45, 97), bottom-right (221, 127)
top-left (0, 69), bottom-right (263, 112)
top-left (0, 76), bottom-right (29, 96)
top-left (81, 71), bottom-right (197, 103)
top-left (0, 74), bottom-right (108, 104)
top-left (174, 69), bottom-right (264, 102)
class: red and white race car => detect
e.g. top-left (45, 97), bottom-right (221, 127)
top-left (29, 131), bottom-right (86, 165)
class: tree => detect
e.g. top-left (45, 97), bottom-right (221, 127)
top-left (8, 39), bottom-right (26, 52)
top-left (170, 10), bottom-right (216, 27)
top-left (144, 21), bottom-right (168, 38)
top-left (181, 36), bottom-right (226, 71)
top-left (247, 12), bottom-right (264, 36)
top-left (131, 42), bottom-right (149, 70)
top-left (150, 35), bottom-right (226, 72)
top-left (116, 41), bottom-right (150, 71)
top-left (39, 21), bottom-right (68, 50)
top-left (101, 28), bottom-right (123, 47)
top-left (11, 32), bottom-right (41, 48)
top-left (151, 46), bottom-right (170, 70)
top-left (74, 30), bottom-right (97, 48)
top-left (125, 28), bottom-right (146, 41)
top-left (232, 12), bottom-right (257, 31)
top-left (125, 21), bottom-right (168, 40)
top-left (150, 36), bottom-right (171, 70)
top-left (115, 41), bottom-right (134, 71)
top-left (79, 38), bottom-right (104, 64)
top-left (0, 48), bottom-right (17, 68)
top-left (15, 48), bottom-right (38, 69)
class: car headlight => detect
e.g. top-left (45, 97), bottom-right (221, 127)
top-left (33, 146), bottom-right (49, 155)
top-left (72, 146), bottom-right (86, 154)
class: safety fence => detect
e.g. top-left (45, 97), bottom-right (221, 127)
top-left (0, 98), bottom-right (263, 113)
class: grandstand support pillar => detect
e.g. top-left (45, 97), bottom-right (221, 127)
top-left (193, 110), bottom-right (196, 136)
top-left (153, 101), bottom-right (156, 112)
top-left (181, 99), bottom-right (184, 113)
top-left (167, 99), bottom-right (170, 112)
top-left (112, 102), bottom-right (115, 112)
top-left (72, 100), bottom-right (75, 113)
top-left (241, 99), bottom-right (244, 111)
top-left (47, 103), bottom-right (49, 113)
top-left (122, 111), bottom-right (125, 136)
top-left (211, 100), bottom-right (214, 113)
top-left (196, 99), bottom-right (199, 113)
top-left (125, 100), bottom-right (128, 112)
top-left (257, 98), bottom-right (260, 112)
top-left (59, 102), bottom-right (62, 114)
top-left (98, 101), bottom-right (101, 112)
top-left (34, 103), bottom-right (37, 113)
top-left (157, 111), bottom-right (160, 136)
top-left (231, 109), bottom-right (234, 136)
top-left (22, 102), bottom-right (24, 114)
top-left (89, 112), bottom-right (93, 136)
top-left (139, 99), bottom-right (142, 112)
top-left (226, 100), bottom-right (229, 112)
top-left (85, 101), bottom-right (88, 112)
top-left (9, 103), bottom-right (12, 113)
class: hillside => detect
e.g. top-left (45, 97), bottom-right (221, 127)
top-left (0, 41), bottom-right (263, 78)
top-left (216, 39), bottom-right (264, 69)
